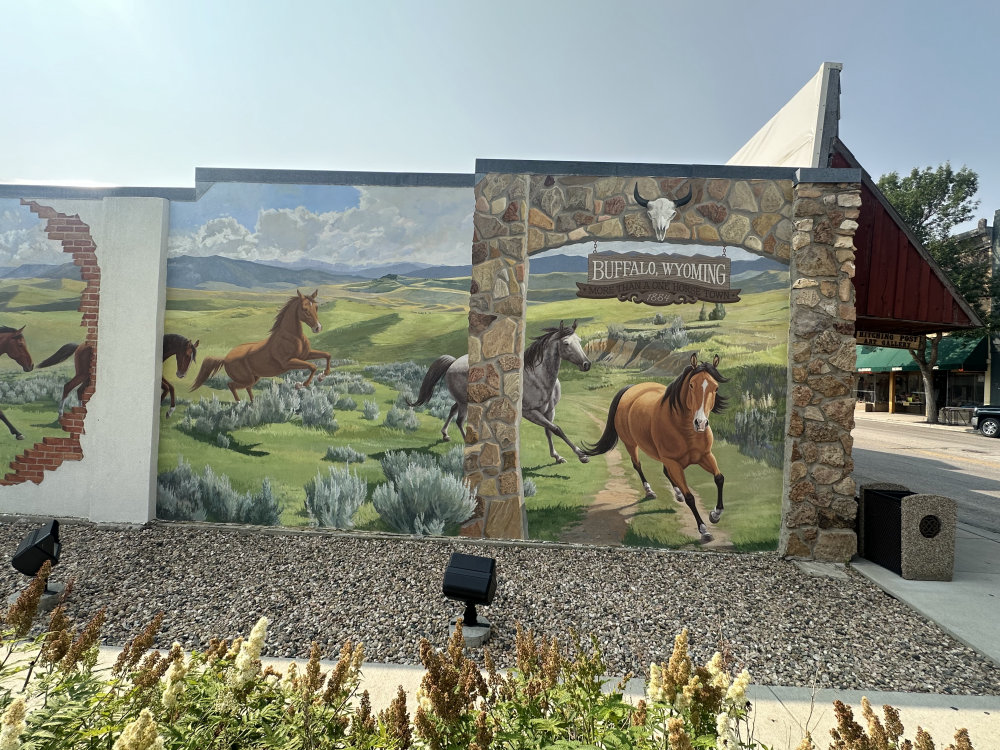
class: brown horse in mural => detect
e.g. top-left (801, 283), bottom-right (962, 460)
top-left (38, 341), bottom-right (94, 416)
top-left (0, 326), bottom-right (35, 440)
top-left (191, 289), bottom-right (331, 402)
top-left (161, 334), bottom-right (199, 418)
top-left (582, 353), bottom-right (729, 542)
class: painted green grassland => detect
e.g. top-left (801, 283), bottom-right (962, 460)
top-left (161, 283), bottom-right (475, 532)
top-left (162, 273), bottom-right (787, 551)
top-left (0, 279), bottom-right (87, 472)
top-left (523, 283), bottom-right (788, 551)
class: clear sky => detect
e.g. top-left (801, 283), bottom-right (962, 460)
top-left (3, 0), bottom-right (999, 234)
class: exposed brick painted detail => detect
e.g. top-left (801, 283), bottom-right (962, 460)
top-left (1, 202), bottom-right (99, 485)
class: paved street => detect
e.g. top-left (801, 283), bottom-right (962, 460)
top-left (852, 410), bottom-right (1000, 534)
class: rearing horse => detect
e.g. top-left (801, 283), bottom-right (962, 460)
top-left (0, 326), bottom-right (34, 440)
top-left (191, 289), bottom-right (330, 402)
top-left (582, 353), bottom-right (728, 542)
top-left (161, 334), bottom-right (199, 418)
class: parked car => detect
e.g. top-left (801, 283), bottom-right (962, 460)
top-left (971, 405), bottom-right (1000, 437)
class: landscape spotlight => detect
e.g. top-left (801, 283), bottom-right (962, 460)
top-left (442, 552), bottom-right (496, 645)
top-left (12, 519), bottom-right (60, 585)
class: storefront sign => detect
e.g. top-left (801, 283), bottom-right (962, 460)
top-left (856, 331), bottom-right (922, 349)
top-left (576, 252), bottom-right (740, 306)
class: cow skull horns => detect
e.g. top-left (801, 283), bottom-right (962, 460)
top-left (633, 183), bottom-right (693, 241)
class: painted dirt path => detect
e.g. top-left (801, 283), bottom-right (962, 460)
top-left (558, 411), bottom-right (733, 548)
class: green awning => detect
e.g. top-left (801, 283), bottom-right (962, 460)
top-left (856, 336), bottom-right (987, 373)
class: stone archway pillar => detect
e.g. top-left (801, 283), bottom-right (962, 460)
top-left (462, 173), bottom-right (531, 539)
top-left (781, 177), bottom-right (861, 561)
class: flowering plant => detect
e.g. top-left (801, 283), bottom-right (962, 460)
top-left (0, 566), bottom-right (978, 750)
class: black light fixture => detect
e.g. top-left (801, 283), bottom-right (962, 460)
top-left (442, 552), bottom-right (496, 640)
top-left (12, 519), bottom-right (60, 588)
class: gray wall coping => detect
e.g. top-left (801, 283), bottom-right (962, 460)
top-left (0, 163), bottom-right (861, 203)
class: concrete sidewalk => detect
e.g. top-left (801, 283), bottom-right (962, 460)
top-left (852, 523), bottom-right (1000, 667)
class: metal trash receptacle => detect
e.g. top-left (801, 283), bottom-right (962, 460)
top-left (859, 486), bottom-right (956, 581)
top-left (857, 482), bottom-right (910, 559)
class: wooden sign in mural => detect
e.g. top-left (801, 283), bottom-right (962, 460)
top-left (576, 252), bottom-right (741, 306)
top-left (855, 331), bottom-right (922, 349)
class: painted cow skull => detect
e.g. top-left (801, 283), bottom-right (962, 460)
top-left (634, 183), bottom-right (693, 241)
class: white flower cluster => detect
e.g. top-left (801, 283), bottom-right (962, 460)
top-left (646, 662), bottom-right (667, 703)
top-left (230, 617), bottom-right (269, 689)
top-left (111, 709), bottom-right (163, 750)
top-left (715, 668), bottom-right (752, 750)
top-left (0, 698), bottom-right (27, 750)
top-left (161, 644), bottom-right (189, 712)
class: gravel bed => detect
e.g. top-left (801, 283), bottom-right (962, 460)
top-left (1, 520), bottom-right (997, 695)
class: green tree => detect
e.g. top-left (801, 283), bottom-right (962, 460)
top-left (877, 163), bottom-right (994, 422)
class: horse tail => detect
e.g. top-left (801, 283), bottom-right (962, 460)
top-left (407, 355), bottom-right (456, 407)
top-left (191, 357), bottom-right (226, 391)
top-left (580, 385), bottom-right (633, 456)
top-left (38, 343), bottom-right (79, 368)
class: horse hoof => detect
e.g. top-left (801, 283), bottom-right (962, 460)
top-left (294, 383), bottom-right (304, 390)
top-left (700, 532), bottom-right (714, 543)
top-left (441, 435), bottom-right (451, 442)
top-left (643, 491), bottom-right (657, 500)
top-left (554, 456), bottom-right (567, 464)
top-left (15, 434), bottom-right (24, 441)
top-left (709, 510), bottom-right (722, 524)
top-left (578, 454), bottom-right (589, 463)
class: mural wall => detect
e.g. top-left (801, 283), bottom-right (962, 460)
top-left (158, 180), bottom-right (478, 531)
top-left (0, 199), bottom-right (97, 485)
top-left (157, 175), bottom-right (791, 552)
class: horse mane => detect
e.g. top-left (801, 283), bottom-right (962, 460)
top-left (162, 332), bottom-right (188, 350)
top-left (661, 358), bottom-right (729, 413)
top-left (0, 326), bottom-right (19, 334)
top-left (270, 295), bottom-right (303, 335)
top-left (524, 324), bottom-right (575, 369)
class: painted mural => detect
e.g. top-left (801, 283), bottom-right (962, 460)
top-left (158, 182), bottom-right (476, 529)
top-left (0, 199), bottom-right (93, 483)
top-left (158, 180), bottom-right (787, 550)
top-left (514, 242), bottom-right (787, 551)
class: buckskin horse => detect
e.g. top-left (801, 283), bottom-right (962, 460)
top-left (409, 321), bottom-right (593, 464)
top-left (191, 289), bottom-right (331, 402)
top-left (582, 353), bottom-right (728, 542)
top-left (161, 334), bottom-right (199, 417)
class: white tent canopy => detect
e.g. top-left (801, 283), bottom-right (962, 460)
top-left (727, 62), bottom-right (842, 169)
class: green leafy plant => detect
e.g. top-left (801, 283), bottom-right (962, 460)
top-left (0, 577), bottom-right (979, 750)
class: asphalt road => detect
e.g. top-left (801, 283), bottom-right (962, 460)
top-left (851, 411), bottom-right (1000, 534)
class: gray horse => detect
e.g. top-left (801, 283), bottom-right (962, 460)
top-left (409, 321), bottom-right (592, 464)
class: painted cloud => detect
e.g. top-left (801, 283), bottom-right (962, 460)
top-left (0, 201), bottom-right (65, 267)
top-left (169, 185), bottom-right (474, 267)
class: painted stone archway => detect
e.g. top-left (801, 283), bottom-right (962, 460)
top-left (461, 161), bottom-right (861, 562)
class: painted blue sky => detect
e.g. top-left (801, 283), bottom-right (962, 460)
top-left (3, 1), bottom-right (999, 236)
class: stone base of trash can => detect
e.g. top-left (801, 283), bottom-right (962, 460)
top-left (901, 494), bottom-right (956, 581)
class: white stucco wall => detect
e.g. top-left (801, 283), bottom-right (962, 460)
top-left (0, 197), bottom-right (168, 524)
